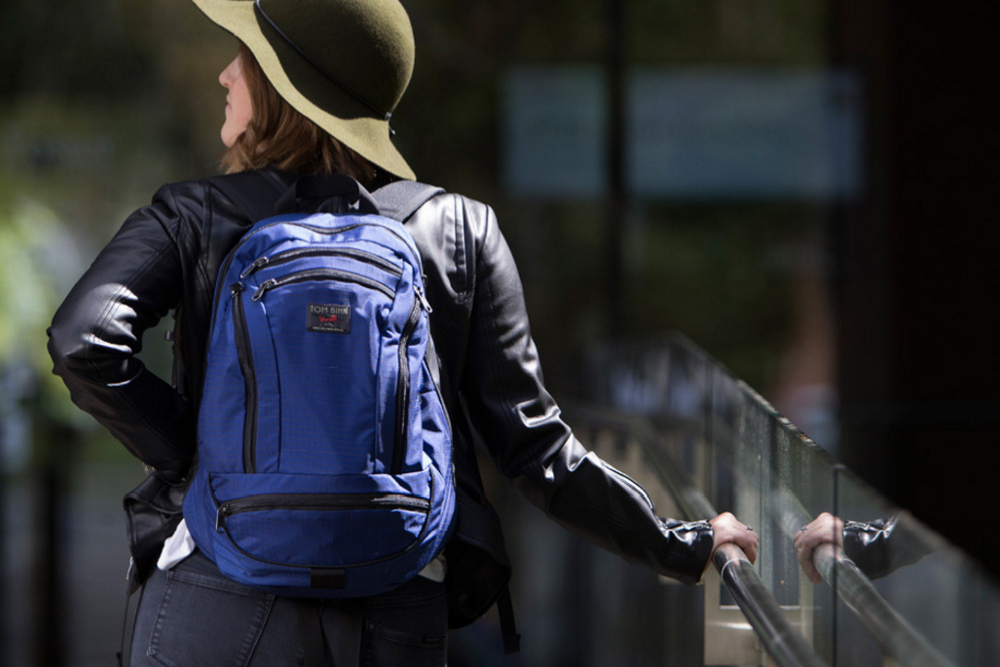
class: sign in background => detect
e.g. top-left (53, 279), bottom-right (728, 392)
top-left (503, 67), bottom-right (864, 200)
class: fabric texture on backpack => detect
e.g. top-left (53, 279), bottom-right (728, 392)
top-left (183, 175), bottom-right (455, 598)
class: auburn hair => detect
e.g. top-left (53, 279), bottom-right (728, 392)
top-left (221, 44), bottom-right (377, 185)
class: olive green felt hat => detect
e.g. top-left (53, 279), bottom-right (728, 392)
top-left (190, 0), bottom-right (416, 180)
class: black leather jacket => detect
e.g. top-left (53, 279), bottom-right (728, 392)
top-left (47, 168), bottom-right (713, 625)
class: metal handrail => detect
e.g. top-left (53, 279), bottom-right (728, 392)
top-left (569, 406), bottom-right (827, 667)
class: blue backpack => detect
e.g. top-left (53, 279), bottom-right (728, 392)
top-left (183, 174), bottom-right (455, 598)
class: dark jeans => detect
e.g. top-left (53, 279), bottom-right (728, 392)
top-left (125, 550), bottom-right (448, 667)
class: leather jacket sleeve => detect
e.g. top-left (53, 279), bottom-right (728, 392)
top-left (47, 184), bottom-right (198, 478)
top-left (842, 515), bottom-right (932, 579)
top-left (456, 202), bottom-right (714, 584)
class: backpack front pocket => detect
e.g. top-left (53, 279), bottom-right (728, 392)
top-left (209, 470), bottom-right (432, 570)
top-left (237, 269), bottom-right (398, 474)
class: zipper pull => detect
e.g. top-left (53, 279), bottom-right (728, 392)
top-left (252, 279), bottom-right (277, 302)
top-left (414, 285), bottom-right (433, 313)
top-left (239, 256), bottom-right (269, 280)
top-left (216, 503), bottom-right (231, 531)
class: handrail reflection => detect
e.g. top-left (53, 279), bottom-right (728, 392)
top-left (569, 406), bottom-right (826, 667)
top-left (743, 453), bottom-right (954, 667)
top-left (811, 543), bottom-right (954, 667)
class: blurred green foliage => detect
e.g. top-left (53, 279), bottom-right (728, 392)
top-left (1, 0), bottom-right (832, 458)
top-left (0, 202), bottom-right (68, 389)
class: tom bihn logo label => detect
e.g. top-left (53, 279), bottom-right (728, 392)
top-left (307, 303), bottom-right (351, 334)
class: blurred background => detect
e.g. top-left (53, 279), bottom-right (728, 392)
top-left (1, 0), bottom-right (997, 665)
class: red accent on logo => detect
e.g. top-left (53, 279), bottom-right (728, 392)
top-left (318, 315), bottom-right (338, 323)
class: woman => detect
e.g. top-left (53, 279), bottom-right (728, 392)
top-left (48, 0), bottom-right (758, 664)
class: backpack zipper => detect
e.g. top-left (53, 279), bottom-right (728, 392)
top-left (240, 247), bottom-right (403, 280)
top-left (392, 297), bottom-right (426, 474)
top-left (207, 474), bottom-right (438, 570)
top-left (215, 492), bottom-right (431, 530)
top-left (251, 268), bottom-right (394, 302)
top-left (231, 283), bottom-right (258, 473)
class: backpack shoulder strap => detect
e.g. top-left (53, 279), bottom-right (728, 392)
top-left (372, 180), bottom-right (446, 390)
top-left (211, 170), bottom-right (286, 222)
top-left (373, 180), bottom-right (444, 223)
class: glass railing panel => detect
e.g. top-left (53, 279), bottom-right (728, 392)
top-left (584, 333), bottom-right (1000, 666)
top-left (831, 467), bottom-right (1000, 666)
top-left (659, 336), bottom-right (713, 483)
top-left (702, 363), bottom-right (766, 661)
top-left (705, 362), bottom-right (748, 512)
top-left (768, 422), bottom-right (839, 664)
top-left (963, 563), bottom-right (1000, 666)
top-left (585, 335), bottom-right (715, 502)
top-left (584, 339), bottom-right (822, 666)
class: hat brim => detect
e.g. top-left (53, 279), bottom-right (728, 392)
top-left (190, 0), bottom-right (415, 180)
